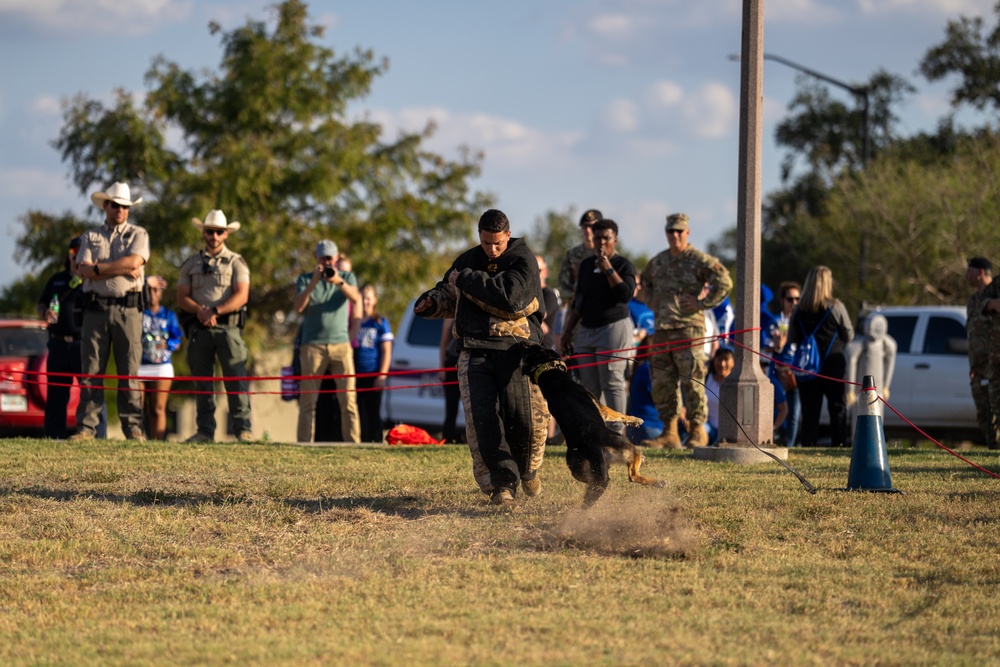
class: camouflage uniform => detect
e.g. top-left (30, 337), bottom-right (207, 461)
top-left (557, 243), bottom-right (589, 306)
top-left (975, 280), bottom-right (1000, 447)
top-left (967, 287), bottom-right (996, 445)
top-left (642, 246), bottom-right (732, 426)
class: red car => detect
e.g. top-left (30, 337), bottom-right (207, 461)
top-left (0, 318), bottom-right (79, 435)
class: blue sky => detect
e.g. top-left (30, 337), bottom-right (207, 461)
top-left (0, 0), bottom-right (994, 291)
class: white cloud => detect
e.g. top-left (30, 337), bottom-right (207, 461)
top-left (855, 0), bottom-right (994, 17)
top-left (0, 0), bottom-right (192, 35)
top-left (761, 94), bottom-right (788, 127)
top-left (913, 90), bottom-right (953, 119)
top-left (365, 107), bottom-right (582, 169)
top-left (763, 0), bottom-right (842, 23)
top-left (683, 83), bottom-right (739, 139)
top-left (640, 80), bottom-right (738, 140)
top-left (646, 81), bottom-right (684, 109)
top-left (29, 95), bottom-right (60, 115)
top-left (588, 13), bottom-right (634, 39)
top-left (602, 98), bottom-right (640, 133)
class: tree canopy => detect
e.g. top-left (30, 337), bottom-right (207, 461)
top-left (2, 0), bottom-right (490, 341)
top-left (758, 3), bottom-right (1000, 314)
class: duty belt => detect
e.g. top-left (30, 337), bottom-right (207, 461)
top-left (86, 292), bottom-right (141, 308)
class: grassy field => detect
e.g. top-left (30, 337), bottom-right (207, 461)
top-left (1, 437), bottom-right (998, 666)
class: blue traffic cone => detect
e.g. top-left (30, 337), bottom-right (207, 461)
top-left (846, 375), bottom-right (902, 493)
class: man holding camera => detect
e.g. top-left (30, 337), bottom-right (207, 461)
top-left (293, 240), bottom-right (362, 443)
top-left (177, 210), bottom-right (252, 442)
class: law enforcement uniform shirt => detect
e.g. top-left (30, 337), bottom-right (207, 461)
top-left (178, 246), bottom-right (251, 310)
top-left (77, 222), bottom-right (150, 297)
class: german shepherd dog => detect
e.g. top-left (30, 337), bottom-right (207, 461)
top-left (521, 343), bottom-right (666, 507)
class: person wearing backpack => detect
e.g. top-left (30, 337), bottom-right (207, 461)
top-left (785, 266), bottom-right (854, 447)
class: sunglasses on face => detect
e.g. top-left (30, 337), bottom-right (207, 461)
top-left (108, 202), bottom-right (129, 211)
top-left (785, 296), bottom-right (800, 302)
top-left (204, 228), bottom-right (225, 236)
top-left (667, 229), bottom-right (685, 236)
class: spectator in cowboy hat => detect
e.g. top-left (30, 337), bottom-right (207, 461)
top-left (70, 182), bottom-right (150, 441)
top-left (177, 210), bottom-right (253, 442)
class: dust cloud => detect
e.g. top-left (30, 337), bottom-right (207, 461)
top-left (552, 493), bottom-right (696, 558)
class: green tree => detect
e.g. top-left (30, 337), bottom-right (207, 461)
top-left (760, 70), bottom-right (914, 293)
top-left (522, 207), bottom-right (577, 272)
top-left (788, 132), bottom-right (1000, 313)
top-left (920, 1), bottom-right (1000, 112)
top-left (1, 0), bottom-right (489, 339)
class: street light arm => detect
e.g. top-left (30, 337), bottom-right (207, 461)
top-left (762, 53), bottom-right (868, 98)
top-left (729, 52), bottom-right (868, 98)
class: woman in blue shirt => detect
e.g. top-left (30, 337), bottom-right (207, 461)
top-left (354, 284), bottom-right (394, 443)
top-left (138, 276), bottom-right (183, 440)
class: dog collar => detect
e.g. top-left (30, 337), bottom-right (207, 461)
top-left (531, 359), bottom-right (567, 384)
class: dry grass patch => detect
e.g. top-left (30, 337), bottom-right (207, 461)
top-left (0, 438), bottom-right (998, 665)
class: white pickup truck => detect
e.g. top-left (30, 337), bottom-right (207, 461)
top-left (869, 305), bottom-right (978, 441)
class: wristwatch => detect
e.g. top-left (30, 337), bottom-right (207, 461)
top-left (605, 267), bottom-right (615, 275)
top-left (93, 263), bottom-right (100, 276)
top-left (212, 306), bottom-right (220, 315)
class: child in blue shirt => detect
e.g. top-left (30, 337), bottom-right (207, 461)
top-left (354, 284), bottom-right (394, 443)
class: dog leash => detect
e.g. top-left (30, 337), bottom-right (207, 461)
top-left (579, 349), bottom-right (817, 494)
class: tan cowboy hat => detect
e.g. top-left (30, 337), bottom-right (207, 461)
top-left (192, 209), bottom-right (241, 232)
top-left (90, 182), bottom-right (143, 209)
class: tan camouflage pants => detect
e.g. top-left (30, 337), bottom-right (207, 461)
top-left (650, 327), bottom-right (709, 425)
top-left (458, 347), bottom-right (547, 495)
top-left (971, 375), bottom-right (998, 447)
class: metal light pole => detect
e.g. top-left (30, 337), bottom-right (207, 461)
top-left (730, 51), bottom-right (872, 287)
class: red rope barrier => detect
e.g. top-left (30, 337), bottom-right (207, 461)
top-left (10, 326), bottom-right (1000, 479)
top-left (730, 337), bottom-right (998, 479)
top-left (878, 397), bottom-right (1000, 479)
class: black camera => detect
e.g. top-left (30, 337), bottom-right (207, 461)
top-left (322, 267), bottom-right (336, 279)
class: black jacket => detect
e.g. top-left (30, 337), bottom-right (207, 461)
top-left (417, 237), bottom-right (544, 351)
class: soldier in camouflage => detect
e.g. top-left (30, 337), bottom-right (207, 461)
top-left (557, 209), bottom-right (602, 307)
top-left (640, 213), bottom-right (732, 449)
top-left (966, 257), bottom-right (999, 448)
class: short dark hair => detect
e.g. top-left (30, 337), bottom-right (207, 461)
top-left (478, 209), bottom-right (510, 233)
top-left (579, 209), bottom-right (602, 227)
top-left (592, 219), bottom-right (618, 237)
top-left (713, 347), bottom-right (735, 364)
top-left (778, 280), bottom-right (801, 300)
top-left (968, 257), bottom-right (992, 272)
